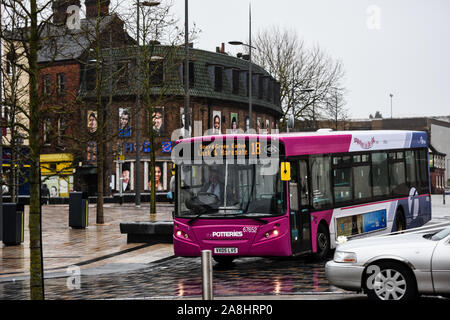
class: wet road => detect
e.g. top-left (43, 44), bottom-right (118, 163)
top-left (0, 256), bottom-right (344, 300)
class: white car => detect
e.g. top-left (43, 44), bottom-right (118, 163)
top-left (325, 226), bottom-right (450, 300)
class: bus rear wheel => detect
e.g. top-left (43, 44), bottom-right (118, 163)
top-left (313, 223), bottom-right (330, 261)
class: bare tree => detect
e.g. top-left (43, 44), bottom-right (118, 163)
top-left (122, 0), bottom-right (197, 215)
top-left (0, 0), bottom-right (59, 300)
top-left (252, 26), bottom-right (346, 131)
top-left (324, 87), bottom-right (349, 130)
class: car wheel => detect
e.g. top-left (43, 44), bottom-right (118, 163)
top-left (312, 223), bottom-right (330, 261)
top-left (213, 256), bottom-right (235, 265)
top-left (394, 208), bottom-right (406, 232)
top-left (366, 261), bottom-right (417, 301)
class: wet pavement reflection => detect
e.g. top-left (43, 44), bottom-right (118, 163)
top-left (0, 256), bottom-right (342, 299)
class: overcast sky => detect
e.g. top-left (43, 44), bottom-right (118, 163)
top-left (164, 0), bottom-right (450, 120)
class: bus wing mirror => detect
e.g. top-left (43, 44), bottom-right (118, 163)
top-left (280, 162), bottom-right (291, 181)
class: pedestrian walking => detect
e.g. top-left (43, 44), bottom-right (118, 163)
top-left (167, 174), bottom-right (175, 203)
top-left (41, 184), bottom-right (50, 205)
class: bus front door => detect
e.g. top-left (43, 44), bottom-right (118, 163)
top-left (289, 159), bottom-right (312, 255)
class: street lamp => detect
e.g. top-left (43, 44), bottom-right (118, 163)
top-left (184, 0), bottom-right (191, 136)
top-left (228, 3), bottom-right (253, 131)
top-left (135, 0), bottom-right (160, 206)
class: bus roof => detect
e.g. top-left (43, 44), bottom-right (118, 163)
top-left (177, 130), bottom-right (428, 157)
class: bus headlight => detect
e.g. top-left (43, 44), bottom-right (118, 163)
top-left (333, 251), bottom-right (357, 263)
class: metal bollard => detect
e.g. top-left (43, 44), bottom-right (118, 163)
top-left (201, 250), bottom-right (213, 300)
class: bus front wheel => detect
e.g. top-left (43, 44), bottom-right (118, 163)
top-left (313, 223), bottom-right (330, 261)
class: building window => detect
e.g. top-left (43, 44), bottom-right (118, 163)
top-left (43, 118), bottom-right (51, 145)
top-left (6, 51), bottom-right (15, 75)
top-left (232, 69), bottom-right (240, 94)
top-left (240, 71), bottom-right (247, 96)
top-left (180, 61), bottom-right (194, 88)
top-left (58, 117), bottom-right (66, 147)
top-left (267, 79), bottom-right (273, 102)
top-left (252, 74), bottom-right (258, 98)
top-left (43, 74), bottom-right (51, 95)
top-left (258, 76), bottom-right (264, 99)
top-left (57, 73), bottom-right (66, 95)
top-left (149, 59), bottom-right (164, 86)
top-left (214, 66), bottom-right (223, 92)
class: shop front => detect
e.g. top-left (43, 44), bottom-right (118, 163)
top-left (113, 140), bottom-right (174, 194)
top-left (40, 153), bottom-right (75, 198)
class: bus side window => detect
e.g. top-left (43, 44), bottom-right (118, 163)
top-left (299, 159), bottom-right (310, 207)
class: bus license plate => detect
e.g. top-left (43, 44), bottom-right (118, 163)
top-left (214, 247), bottom-right (238, 254)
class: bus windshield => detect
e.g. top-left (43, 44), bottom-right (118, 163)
top-left (177, 163), bottom-right (284, 218)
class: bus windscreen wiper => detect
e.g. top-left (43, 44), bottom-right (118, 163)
top-left (238, 214), bottom-right (268, 224)
top-left (187, 207), bottom-right (218, 225)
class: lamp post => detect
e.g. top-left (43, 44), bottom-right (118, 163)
top-left (229, 3), bottom-right (253, 131)
top-left (184, 0), bottom-right (190, 135)
top-left (390, 93), bottom-right (393, 119)
top-left (136, 0), bottom-right (160, 206)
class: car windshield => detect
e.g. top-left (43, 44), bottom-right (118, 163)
top-left (177, 163), bottom-right (284, 218)
top-left (430, 227), bottom-right (450, 241)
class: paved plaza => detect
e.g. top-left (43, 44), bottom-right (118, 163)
top-left (0, 194), bottom-right (449, 300)
top-left (0, 202), bottom-right (174, 282)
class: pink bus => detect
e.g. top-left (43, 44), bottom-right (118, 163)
top-left (171, 130), bottom-right (431, 263)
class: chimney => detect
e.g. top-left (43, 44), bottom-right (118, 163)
top-left (85, 0), bottom-right (110, 18)
top-left (52, 0), bottom-right (81, 24)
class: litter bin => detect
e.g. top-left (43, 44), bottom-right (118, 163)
top-left (69, 192), bottom-right (89, 229)
top-left (1, 203), bottom-right (25, 246)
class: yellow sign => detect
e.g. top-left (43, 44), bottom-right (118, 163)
top-left (280, 162), bottom-right (291, 181)
top-left (196, 142), bottom-right (251, 158)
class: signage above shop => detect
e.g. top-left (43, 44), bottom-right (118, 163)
top-left (123, 141), bottom-right (173, 154)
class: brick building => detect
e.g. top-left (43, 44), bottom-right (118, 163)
top-left (38, 0), bottom-right (282, 197)
top-left (37, 0), bottom-right (136, 197)
top-left (78, 44), bottom-right (282, 196)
